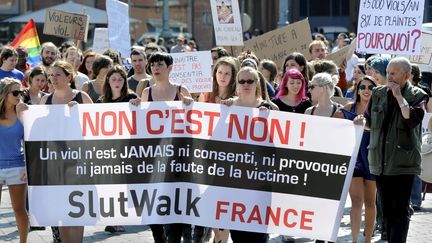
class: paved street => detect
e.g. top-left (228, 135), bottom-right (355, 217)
top-left (1, 186), bottom-right (431, 242)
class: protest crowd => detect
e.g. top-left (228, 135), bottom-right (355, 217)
top-left (1, 2), bottom-right (432, 243)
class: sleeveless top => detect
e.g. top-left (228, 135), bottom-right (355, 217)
top-left (0, 118), bottom-right (25, 169)
top-left (45, 91), bottom-right (84, 104)
top-left (148, 85), bottom-right (181, 101)
top-left (310, 103), bottom-right (338, 116)
top-left (86, 81), bottom-right (101, 103)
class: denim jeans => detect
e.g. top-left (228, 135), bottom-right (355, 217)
top-left (410, 175), bottom-right (423, 207)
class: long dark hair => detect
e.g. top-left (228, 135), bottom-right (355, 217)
top-left (282, 52), bottom-right (309, 82)
top-left (355, 75), bottom-right (377, 103)
top-left (101, 65), bottom-right (130, 102)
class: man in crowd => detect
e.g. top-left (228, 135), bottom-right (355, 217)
top-left (366, 57), bottom-right (428, 243)
top-left (309, 40), bottom-right (327, 61)
top-left (40, 42), bottom-right (58, 71)
top-left (128, 47), bottom-right (151, 93)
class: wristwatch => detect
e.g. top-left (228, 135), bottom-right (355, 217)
top-left (399, 99), bottom-right (409, 108)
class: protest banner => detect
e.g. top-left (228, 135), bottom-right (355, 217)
top-left (92, 28), bottom-right (109, 54)
top-left (106, 0), bottom-right (131, 57)
top-left (326, 38), bottom-right (357, 67)
top-left (210, 0), bottom-right (243, 46)
top-left (23, 102), bottom-right (363, 242)
top-left (169, 51), bottom-right (213, 93)
top-left (357, 0), bottom-right (425, 55)
top-left (232, 19), bottom-right (312, 68)
top-left (399, 31), bottom-right (432, 72)
top-left (43, 9), bottom-right (89, 41)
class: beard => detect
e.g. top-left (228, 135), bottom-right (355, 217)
top-left (42, 57), bottom-right (54, 66)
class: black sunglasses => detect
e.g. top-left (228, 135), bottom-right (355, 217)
top-left (238, 79), bottom-right (256, 84)
top-left (359, 84), bottom-right (375, 90)
top-left (10, 90), bottom-right (24, 97)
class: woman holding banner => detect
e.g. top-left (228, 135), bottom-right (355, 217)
top-left (335, 76), bottom-right (378, 243)
top-left (0, 78), bottom-right (28, 243)
top-left (199, 56), bottom-right (238, 243)
top-left (138, 52), bottom-right (194, 243)
top-left (39, 60), bottom-right (93, 243)
top-left (222, 66), bottom-right (274, 243)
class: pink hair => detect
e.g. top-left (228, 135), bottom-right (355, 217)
top-left (276, 69), bottom-right (307, 103)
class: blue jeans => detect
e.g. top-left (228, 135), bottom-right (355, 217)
top-left (410, 176), bottom-right (422, 207)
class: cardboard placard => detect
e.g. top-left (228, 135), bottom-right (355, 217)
top-left (169, 51), bottom-right (213, 93)
top-left (231, 19), bottom-right (312, 69)
top-left (326, 38), bottom-right (357, 67)
top-left (357, 0), bottom-right (425, 55)
top-left (43, 9), bottom-right (89, 41)
top-left (400, 32), bottom-right (432, 72)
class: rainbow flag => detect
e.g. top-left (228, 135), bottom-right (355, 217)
top-left (11, 19), bottom-right (42, 67)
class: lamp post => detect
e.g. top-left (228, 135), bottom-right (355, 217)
top-left (160, 0), bottom-right (172, 40)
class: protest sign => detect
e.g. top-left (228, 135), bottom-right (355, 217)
top-left (92, 28), bottom-right (109, 54)
top-left (357, 0), bottom-right (425, 55)
top-left (106, 0), bottom-right (131, 57)
top-left (210, 0), bottom-right (243, 46)
top-left (400, 31), bottom-right (432, 72)
top-left (43, 9), bottom-right (89, 41)
top-left (232, 19), bottom-right (312, 68)
top-left (169, 51), bottom-right (212, 93)
top-left (23, 102), bottom-right (363, 242)
top-left (421, 113), bottom-right (432, 183)
top-left (326, 38), bottom-right (357, 67)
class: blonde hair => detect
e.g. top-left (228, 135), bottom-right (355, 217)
top-left (311, 72), bottom-right (334, 98)
top-left (236, 66), bottom-right (262, 99)
top-left (0, 78), bottom-right (21, 119)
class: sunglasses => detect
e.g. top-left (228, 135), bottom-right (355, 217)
top-left (238, 79), bottom-right (256, 85)
top-left (10, 90), bottom-right (24, 97)
top-left (359, 84), bottom-right (374, 90)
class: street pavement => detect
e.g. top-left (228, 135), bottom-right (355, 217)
top-left (1, 186), bottom-right (431, 242)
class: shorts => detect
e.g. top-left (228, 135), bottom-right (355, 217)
top-left (353, 168), bottom-right (376, 181)
top-left (0, 167), bottom-right (26, 185)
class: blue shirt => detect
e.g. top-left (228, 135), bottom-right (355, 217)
top-left (0, 68), bottom-right (24, 82)
top-left (0, 118), bottom-right (25, 169)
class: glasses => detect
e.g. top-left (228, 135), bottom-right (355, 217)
top-left (359, 84), bottom-right (375, 90)
top-left (238, 79), bottom-right (256, 85)
top-left (10, 90), bottom-right (24, 97)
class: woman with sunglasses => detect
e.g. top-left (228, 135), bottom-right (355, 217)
top-left (0, 78), bottom-right (29, 243)
top-left (22, 66), bottom-right (47, 105)
top-left (39, 61), bottom-right (92, 243)
top-left (336, 76), bottom-right (377, 243)
top-left (305, 73), bottom-right (341, 117)
top-left (273, 69), bottom-right (311, 114)
top-left (222, 67), bottom-right (275, 243)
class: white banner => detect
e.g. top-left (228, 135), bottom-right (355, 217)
top-left (23, 102), bottom-right (363, 242)
top-left (106, 0), bottom-right (131, 57)
top-left (210, 0), bottom-right (243, 46)
top-left (92, 28), bottom-right (109, 54)
top-left (357, 0), bottom-right (425, 55)
top-left (169, 51), bottom-right (213, 93)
